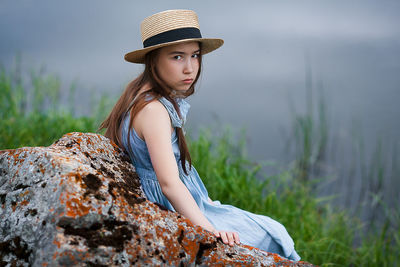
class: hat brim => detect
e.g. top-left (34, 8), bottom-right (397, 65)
top-left (124, 38), bottom-right (224, 64)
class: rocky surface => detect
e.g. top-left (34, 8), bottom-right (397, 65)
top-left (0, 132), bottom-right (315, 266)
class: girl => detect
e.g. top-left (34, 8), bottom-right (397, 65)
top-left (100, 9), bottom-right (300, 261)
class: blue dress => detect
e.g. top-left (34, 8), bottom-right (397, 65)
top-left (121, 96), bottom-right (300, 261)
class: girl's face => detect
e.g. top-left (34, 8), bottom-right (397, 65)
top-left (155, 41), bottom-right (200, 92)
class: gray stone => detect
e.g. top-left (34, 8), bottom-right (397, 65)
top-left (0, 132), bottom-right (315, 266)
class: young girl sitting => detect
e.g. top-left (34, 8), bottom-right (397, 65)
top-left (100, 9), bottom-right (300, 261)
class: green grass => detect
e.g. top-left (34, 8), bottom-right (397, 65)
top-left (1, 60), bottom-right (399, 266)
top-left (0, 59), bottom-right (107, 149)
top-left (0, 112), bottom-right (98, 149)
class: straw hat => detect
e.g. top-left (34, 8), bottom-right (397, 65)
top-left (124, 9), bottom-right (224, 64)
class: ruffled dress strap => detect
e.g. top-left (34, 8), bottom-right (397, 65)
top-left (158, 97), bottom-right (190, 128)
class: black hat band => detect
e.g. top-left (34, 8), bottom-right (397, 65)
top-left (143, 27), bottom-right (202, 48)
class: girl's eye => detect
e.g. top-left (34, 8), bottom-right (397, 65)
top-left (192, 53), bottom-right (200, 58)
top-left (174, 55), bottom-right (182, 60)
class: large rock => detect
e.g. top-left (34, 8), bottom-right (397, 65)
top-left (0, 132), bottom-right (314, 266)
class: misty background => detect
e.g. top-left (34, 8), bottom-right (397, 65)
top-left (1, 1), bottom-right (399, 214)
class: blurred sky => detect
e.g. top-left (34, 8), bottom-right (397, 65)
top-left (1, 0), bottom-right (400, 162)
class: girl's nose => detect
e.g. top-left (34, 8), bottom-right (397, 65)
top-left (183, 59), bottom-right (193, 73)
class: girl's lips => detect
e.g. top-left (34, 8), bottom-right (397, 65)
top-left (182, 79), bottom-right (193, 84)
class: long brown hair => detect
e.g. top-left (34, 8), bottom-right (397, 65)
top-left (99, 44), bottom-right (202, 175)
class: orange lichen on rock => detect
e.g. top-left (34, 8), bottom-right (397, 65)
top-left (0, 132), bottom-right (314, 266)
top-left (64, 196), bottom-right (91, 217)
top-left (71, 172), bottom-right (83, 185)
top-left (53, 237), bottom-right (62, 249)
top-left (19, 190), bottom-right (30, 197)
top-left (19, 199), bottom-right (29, 206)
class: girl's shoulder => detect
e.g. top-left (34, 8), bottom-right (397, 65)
top-left (132, 98), bottom-right (173, 140)
top-left (136, 98), bottom-right (170, 124)
top-left (133, 93), bottom-right (188, 130)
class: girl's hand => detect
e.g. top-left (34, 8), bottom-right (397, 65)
top-left (213, 230), bottom-right (240, 246)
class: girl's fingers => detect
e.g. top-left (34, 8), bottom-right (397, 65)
top-left (233, 232), bottom-right (240, 244)
top-left (217, 231), bottom-right (239, 246)
top-left (220, 231), bottom-right (228, 244)
top-left (215, 230), bottom-right (240, 246)
top-left (213, 231), bottom-right (220, 237)
top-left (226, 232), bottom-right (234, 246)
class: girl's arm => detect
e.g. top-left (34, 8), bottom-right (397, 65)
top-left (135, 101), bottom-right (215, 231)
top-left (134, 100), bottom-right (239, 246)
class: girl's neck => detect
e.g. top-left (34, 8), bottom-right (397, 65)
top-left (137, 82), bottom-right (188, 100)
top-left (137, 82), bottom-right (152, 96)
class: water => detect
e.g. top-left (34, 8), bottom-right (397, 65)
top-left (1, 0), bottom-right (399, 216)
